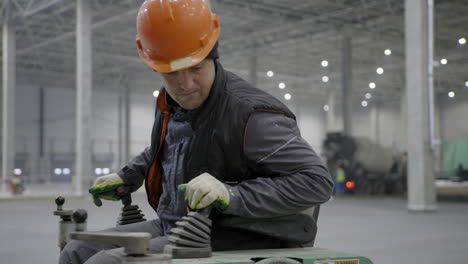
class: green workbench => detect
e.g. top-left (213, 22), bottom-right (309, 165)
top-left (171, 247), bottom-right (373, 264)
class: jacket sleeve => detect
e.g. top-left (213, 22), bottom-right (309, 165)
top-left (222, 112), bottom-right (334, 218)
top-left (116, 146), bottom-right (153, 190)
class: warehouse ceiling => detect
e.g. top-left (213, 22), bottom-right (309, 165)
top-left (1, 0), bottom-right (467, 106)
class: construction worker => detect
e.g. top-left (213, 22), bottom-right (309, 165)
top-left (59, 0), bottom-right (333, 263)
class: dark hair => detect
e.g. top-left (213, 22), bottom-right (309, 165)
top-left (206, 42), bottom-right (219, 60)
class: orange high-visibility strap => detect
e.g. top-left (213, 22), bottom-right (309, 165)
top-left (147, 90), bottom-right (171, 210)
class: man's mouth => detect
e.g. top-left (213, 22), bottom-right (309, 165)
top-left (179, 91), bottom-right (197, 96)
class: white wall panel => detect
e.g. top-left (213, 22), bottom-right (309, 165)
top-left (16, 85), bottom-right (40, 181)
top-left (439, 92), bottom-right (468, 141)
top-left (129, 94), bottom-right (155, 157)
top-left (16, 85), bottom-right (40, 153)
top-left (14, 84), bottom-right (155, 180)
top-left (44, 87), bottom-right (75, 153)
top-left (376, 104), bottom-right (404, 153)
top-left (351, 104), bottom-right (372, 139)
top-left (294, 96), bottom-right (326, 158)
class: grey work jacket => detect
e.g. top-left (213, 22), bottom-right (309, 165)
top-left (118, 61), bottom-right (334, 249)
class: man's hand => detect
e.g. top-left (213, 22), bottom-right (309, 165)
top-left (88, 173), bottom-right (125, 207)
top-left (179, 173), bottom-right (230, 210)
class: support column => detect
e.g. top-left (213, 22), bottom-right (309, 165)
top-left (370, 101), bottom-right (380, 144)
top-left (405, 0), bottom-right (437, 211)
top-left (326, 89), bottom-right (336, 132)
top-left (400, 92), bottom-right (407, 152)
top-left (249, 42), bottom-right (258, 87)
top-left (117, 78), bottom-right (131, 167)
top-left (2, 1), bottom-right (16, 194)
top-left (38, 86), bottom-right (46, 182)
top-left (120, 84), bottom-right (131, 165)
top-left (341, 34), bottom-right (352, 135)
top-left (74, 0), bottom-right (93, 195)
top-left (118, 89), bottom-right (123, 166)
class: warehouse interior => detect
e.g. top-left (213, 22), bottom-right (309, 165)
top-left (1, 0), bottom-right (467, 263)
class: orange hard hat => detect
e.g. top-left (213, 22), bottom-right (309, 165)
top-left (136, 0), bottom-right (220, 73)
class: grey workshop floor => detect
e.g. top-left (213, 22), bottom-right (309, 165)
top-left (1, 193), bottom-right (467, 264)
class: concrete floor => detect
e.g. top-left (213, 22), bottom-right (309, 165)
top-left (1, 191), bottom-right (467, 264)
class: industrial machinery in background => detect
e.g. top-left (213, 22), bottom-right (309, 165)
top-left (0, 153), bottom-right (29, 195)
top-left (323, 132), bottom-right (407, 195)
top-left (2, 139), bottom-right (29, 195)
top-left (53, 193), bottom-right (374, 263)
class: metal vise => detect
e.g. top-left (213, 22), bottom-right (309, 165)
top-left (53, 196), bottom-right (88, 250)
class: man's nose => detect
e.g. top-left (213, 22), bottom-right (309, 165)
top-left (177, 70), bottom-right (195, 90)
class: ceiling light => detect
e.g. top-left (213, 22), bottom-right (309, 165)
top-left (323, 105), bottom-right (330, 111)
top-left (322, 76), bottom-right (329, 83)
top-left (465, 81), bottom-right (468, 87)
top-left (384, 49), bottom-right (392, 55)
top-left (153, 90), bottom-right (159, 98)
top-left (284, 93), bottom-right (291, 100)
top-left (278, 82), bottom-right (286, 89)
top-left (369, 82), bottom-right (376, 89)
top-left (376, 67), bottom-right (384, 74)
top-left (361, 100), bottom-right (368, 107)
top-left (321, 60), bottom-right (329, 67)
top-left (459, 38), bottom-right (466, 45)
top-left (440, 58), bottom-right (448, 65)
top-left (365, 93), bottom-right (372, 99)
top-left (448, 91), bottom-right (455, 98)
top-left (267, 71), bottom-right (274, 77)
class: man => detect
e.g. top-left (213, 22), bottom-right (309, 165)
top-left (60, 0), bottom-right (333, 263)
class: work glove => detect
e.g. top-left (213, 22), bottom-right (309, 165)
top-left (178, 173), bottom-right (230, 210)
top-left (88, 173), bottom-right (125, 207)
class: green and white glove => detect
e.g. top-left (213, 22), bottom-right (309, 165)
top-left (88, 173), bottom-right (125, 207)
top-left (179, 173), bottom-right (230, 210)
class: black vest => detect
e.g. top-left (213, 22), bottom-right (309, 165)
top-left (147, 61), bottom-right (316, 249)
top-left (150, 61), bottom-right (295, 185)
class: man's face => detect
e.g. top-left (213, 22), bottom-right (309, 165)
top-left (159, 59), bottom-right (216, 110)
